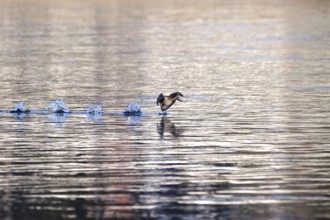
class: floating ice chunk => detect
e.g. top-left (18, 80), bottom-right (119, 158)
top-left (87, 104), bottom-right (103, 115)
top-left (47, 99), bottom-right (70, 113)
top-left (10, 101), bottom-right (30, 113)
top-left (124, 102), bottom-right (142, 116)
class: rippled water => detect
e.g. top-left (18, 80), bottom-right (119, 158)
top-left (0, 0), bottom-right (330, 219)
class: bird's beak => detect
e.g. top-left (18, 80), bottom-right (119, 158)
top-left (177, 96), bottom-right (187, 102)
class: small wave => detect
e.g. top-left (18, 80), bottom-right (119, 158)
top-left (47, 99), bottom-right (70, 113)
top-left (123, 102), bottom-right (142, 116)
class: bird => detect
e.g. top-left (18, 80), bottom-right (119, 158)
top-left (157, 92), bottom-right (187, 112)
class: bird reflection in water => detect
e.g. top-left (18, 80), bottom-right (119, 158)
top-left (157, 116), bottom-right (184, 139)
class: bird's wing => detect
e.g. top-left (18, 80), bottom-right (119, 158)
top-left (157, 94), bottom-right (165, 106)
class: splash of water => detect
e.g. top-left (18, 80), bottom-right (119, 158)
top-left (10, 101), bottom-right (30, 113)
top-left (86, 104), bottom-right (103, 115)
top-left (124, 102), bottom-right (142, 116)
top-left (47, 99), bottom-right (70, 113)
top-left (158, 112), bottom-right (168, 116)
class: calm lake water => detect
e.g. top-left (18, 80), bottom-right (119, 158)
top-left (0, 0), bottom-right (330, 219)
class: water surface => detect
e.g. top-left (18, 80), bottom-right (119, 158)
top-left (0, 0), bottom-right (330, 219)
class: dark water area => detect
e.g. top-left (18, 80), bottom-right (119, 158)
top-left (0, 0), bottom-right (330, 219)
